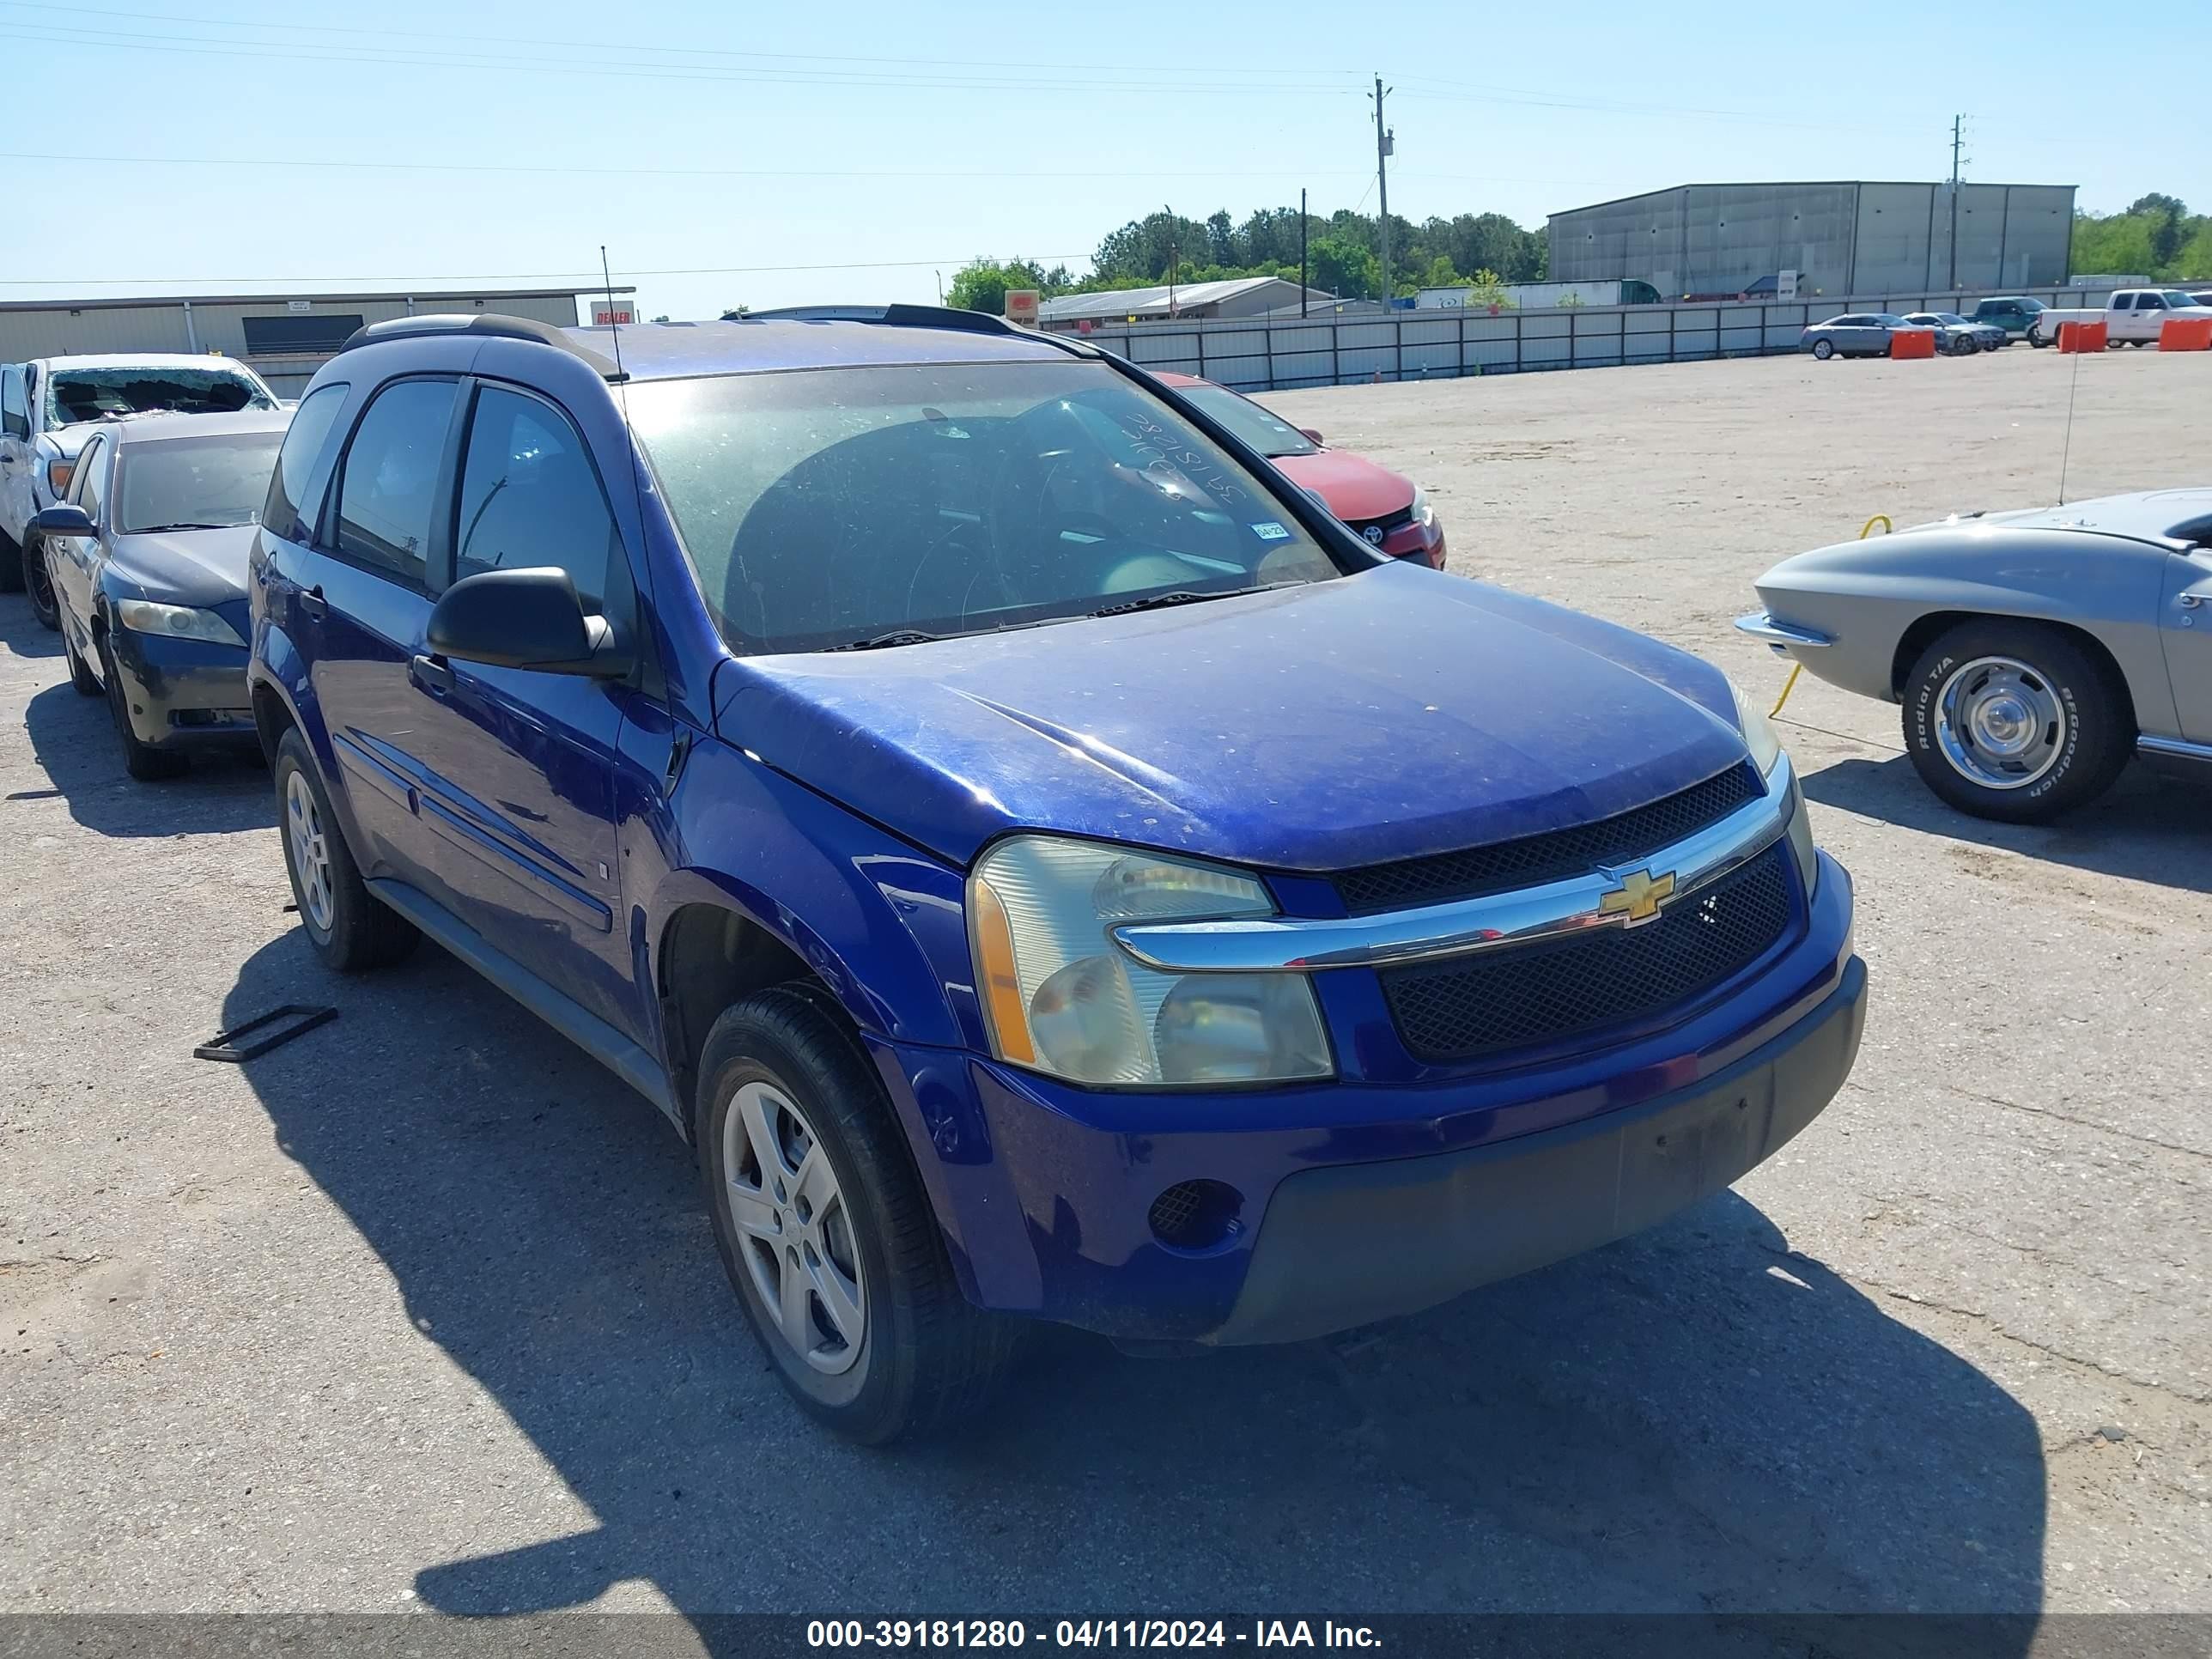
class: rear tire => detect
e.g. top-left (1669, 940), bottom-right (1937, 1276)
top-left (23, 535), bottom-right (58, 630)
top-left (1902, 621), bottom-right (2131, 823)
top-left (100, 634), bottom-right (188, 781)
top-left (273, 726), bottom-right (418, 969)
top-left (697, 985), bottom-right (1016, 1444)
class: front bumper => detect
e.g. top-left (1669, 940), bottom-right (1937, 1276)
top-left (1215, 952), bottom-right (1863, 1343)
top-left (106, 629), bottom-right (256, 750)
top-left (879, 850), bottom-right (1861, 1345)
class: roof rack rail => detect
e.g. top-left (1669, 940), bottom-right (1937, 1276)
top-left (335, 313), bottom-right (623, 381)
top-left (738, 301), bottom-right (1098, 358)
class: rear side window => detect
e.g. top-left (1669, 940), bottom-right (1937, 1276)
top-left (453, 385), bottom-right (617, 611)
top-left (333, 379), bottom-right (458, 584)
top-left (263, 382), bottom-right (347, 544)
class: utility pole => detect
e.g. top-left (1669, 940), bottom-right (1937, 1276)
top-left (1300, 186), bottom-right (1309, 318)
top-left (1371, 75), bottom-right (1395, 305)
top-left (1165, 205), bottom-right (1178, 318)
top-left (1948, 113), bottom-right (1964, 292)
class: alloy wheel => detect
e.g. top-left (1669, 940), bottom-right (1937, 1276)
top-left (285, 769), bottom-right (337, 933)
top-left (721, 1080), bottom-right (867, 1376)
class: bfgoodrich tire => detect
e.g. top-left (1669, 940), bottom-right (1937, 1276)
top-left (696, 985), bottom-right (1016, 1444)
top-left (1902, 621), bottom-right (2131, 823)
top-left (273, 726), bottom-right (418, 969)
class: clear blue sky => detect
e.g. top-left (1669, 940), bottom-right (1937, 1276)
top-left (4, 0), bottom-right (2206, 319)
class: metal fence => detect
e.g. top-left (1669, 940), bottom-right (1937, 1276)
top-left (1061, 288), bottom-right (2116, 392)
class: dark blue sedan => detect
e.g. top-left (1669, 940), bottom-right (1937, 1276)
top-left (246, 308), bottom-right (1864, 1442)
top-left (37, 409), bottom-right (289, 779)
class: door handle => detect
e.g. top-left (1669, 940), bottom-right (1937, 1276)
top-left (410, 653), bottom-right (455, 694)
top-left (298, 583), bottom-right (326, 619)
top-left (2181, 594), bottom-right (2203, 610)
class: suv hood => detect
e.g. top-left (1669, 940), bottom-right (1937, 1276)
top-left (713, 562), bottom-right (1752, 872)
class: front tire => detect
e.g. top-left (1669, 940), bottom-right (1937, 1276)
top-left (100, 633), bottom-right (187, 781)
top-left (697, 986), bottom-right (1015, 1443)
top-left (273, 726), bottom-right (418, 969)
top-left (63, 627), bottom-right (100, 696)
top-left (23, 536), bottom-right (58, 630)
top-left (1902, 622), bottom-right (2130, 823)
top-left (1954, 336), bottom-right (1978, 356)
top-left (0, 527), bottom-right (22, 594)
top-left (1811, 339), bottom-right (1835, 361)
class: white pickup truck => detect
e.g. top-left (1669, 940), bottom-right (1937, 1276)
top-left (2033, 288), bottom-right (2212, 347)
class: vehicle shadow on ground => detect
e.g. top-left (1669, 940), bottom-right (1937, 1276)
top-left (1803, 752), bottom-right (2212, 895)
top-left (225, 932), bottom-right (2045, 1641)
top-left (16, 678), bottom-right (270, 836)
top-left (0, 597), bottom-right (62, 661)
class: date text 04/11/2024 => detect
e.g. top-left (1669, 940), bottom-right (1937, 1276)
top-left (805, 1621), bottom-right (1382, 1649)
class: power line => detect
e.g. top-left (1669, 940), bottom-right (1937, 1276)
top-left (0, 0), bottom-right (1363, 79)
top-left (0, 253), bottom-right (1097, 289)
top-left (0, 149), bottom-right (1376, 184)
top-left (0, 21), bottom-right (1360, 96)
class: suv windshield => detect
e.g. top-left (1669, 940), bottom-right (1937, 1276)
top-left (44, 366), bottom-right (274, 428)
top-left (626, 360), bottom-right (1345, 654)
top-left (117, 432), bottom-right (284, 533)
top-left (1171, 384), bottom-right (1318, 459)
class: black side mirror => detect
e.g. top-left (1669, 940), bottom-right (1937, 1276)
top-left (1298, 428), bottom-right (1324, 445)
top-left (426, 568), bottom-right (631, 678)
top-left (33, 502), bottom-right (95, 538)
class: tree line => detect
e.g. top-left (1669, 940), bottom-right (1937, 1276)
top-left (2069, 195), bottom-right (2212, 283)
top-left (945, 204), bottom-right (1548, 314)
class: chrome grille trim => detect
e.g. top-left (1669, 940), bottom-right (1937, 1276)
top-left (1110, 752), bottom-right (1795, 975)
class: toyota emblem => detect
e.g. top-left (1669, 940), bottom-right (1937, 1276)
top-left (1362, 525), bottom-right (1386, 545)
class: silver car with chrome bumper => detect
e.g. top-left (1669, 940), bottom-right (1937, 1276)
top-left (1739, 490), bottom-right (2212, 823)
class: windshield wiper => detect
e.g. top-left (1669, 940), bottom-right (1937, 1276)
top-left (1089, 580), bottom-right (1306, 619)
top-left (823, 628), bottom-right (952, 652)
top-left (131, 521), bottom-right (233, 533)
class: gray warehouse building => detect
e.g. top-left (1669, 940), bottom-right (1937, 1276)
top-left (1547, 181), bottom-right (2076, 301)
top-left (0, 285), bottom-right (633, 398)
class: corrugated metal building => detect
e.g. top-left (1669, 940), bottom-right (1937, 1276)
top-left (1038, 276), bottom-right (1331, 331)
top-left (0, 287), bottom-right (632, 397)
top-left (1547, 182), bottom-right (2076, 301)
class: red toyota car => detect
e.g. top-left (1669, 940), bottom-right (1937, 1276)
top-left (1153, 373), bottom-right (1447, 569)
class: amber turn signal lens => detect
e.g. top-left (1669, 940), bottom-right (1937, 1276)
top-left (968, 875), bottom-right (1036, 1066)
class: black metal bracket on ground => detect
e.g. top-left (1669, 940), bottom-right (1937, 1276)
top-left (192, 1005), bottom-right (337, 1063)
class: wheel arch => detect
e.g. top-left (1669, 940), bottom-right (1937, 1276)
top-left (653, 894), bottom-right (830, 1139)
top-left (1891, 610), bottom-right (2138, 733)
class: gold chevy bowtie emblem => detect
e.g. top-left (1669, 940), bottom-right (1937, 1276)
top-left (1599, 868), bottom-right (1675, 927)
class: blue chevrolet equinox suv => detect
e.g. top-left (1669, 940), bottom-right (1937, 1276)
top-left (247, 307), bottom-right (1866, 1442)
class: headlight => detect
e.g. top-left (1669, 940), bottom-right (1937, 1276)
top-left (116, 599), bottom-right (246, 647)
top-left (1411, 486), bottom-right (1436, 530)
top-left (969, 836), bottom-right (1333, 1087)
top-left (1726, 675), bottom-right (1785, 776)
top-left (44, 457), bottom-right (75, 496)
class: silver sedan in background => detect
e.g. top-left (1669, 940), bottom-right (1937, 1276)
top-left (1800, 313), bottom-right (1932, 360)
top-left (1901, 312), bottom-right (2008, 354)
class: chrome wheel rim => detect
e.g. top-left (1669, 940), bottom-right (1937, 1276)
top-left (284, 769), bottom-right (336, 933)
top-left (722, 1080), bottom-right (866, 1376)
top-left (1936, 655), bottom-right (2066, 790)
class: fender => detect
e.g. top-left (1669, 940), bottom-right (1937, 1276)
top-left (638, 736), bottom-right (974, 1053)
top-left (247, 623), bottom-right (376, 862)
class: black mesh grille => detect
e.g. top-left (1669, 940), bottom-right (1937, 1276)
top-left (1334, 764), bottom-right (1763, 915)
top-left (1381, 842), bottom-right (1796, 1063)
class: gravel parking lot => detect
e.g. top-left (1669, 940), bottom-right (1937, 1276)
top-left (3, 346), bottom-right (2207, 1629)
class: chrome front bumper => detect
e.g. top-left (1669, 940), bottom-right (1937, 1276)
top-left (1735, 611), bottom-right (1834, 653)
